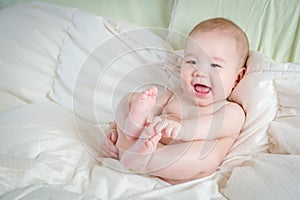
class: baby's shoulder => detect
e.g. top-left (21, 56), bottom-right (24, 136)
top-left (224, 101), bottom-right (245, 121)
top-left (219, 101), bottom-right (246, 136)
top-left (225, 101), bottom-right (244, 111)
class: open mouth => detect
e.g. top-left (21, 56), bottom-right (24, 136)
top-left (194, 84), bottom-right (211, 96)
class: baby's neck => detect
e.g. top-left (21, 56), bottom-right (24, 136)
top-left (190, 99), bottom-right (227, 115)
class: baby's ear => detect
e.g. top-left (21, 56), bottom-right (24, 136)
top-left (234, 67), bottom-right (246, 88)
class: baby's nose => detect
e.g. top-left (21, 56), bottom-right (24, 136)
top-left (192, 67), bottom-right (208, 77)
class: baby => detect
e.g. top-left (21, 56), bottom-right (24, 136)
top-left (102, 17), bottom-right (249, 184)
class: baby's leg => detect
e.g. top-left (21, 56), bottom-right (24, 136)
top-left (145, 136), bottom-right (237, 184)
top-left (120, 118), bottom-right (162, 172)
top-left (123, 86), bottom-right (158, 139)
top-left (115, 87), bottom-right (158, 161)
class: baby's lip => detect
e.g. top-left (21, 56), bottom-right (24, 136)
top-left (194, 84), bottom-right (211, 95)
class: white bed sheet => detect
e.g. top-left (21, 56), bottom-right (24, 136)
top-left (0, 2), bottom-right (300, 199)
top-left (0, 101), bottom-right (226, 199)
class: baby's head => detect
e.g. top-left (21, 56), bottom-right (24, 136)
top-left (180, 17), bottom-right (249, 106)
top-left (189, 17), bottom-right (249, 68)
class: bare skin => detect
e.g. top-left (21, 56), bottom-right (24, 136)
top-left (101, 18), bottom-right (249, 184)
top-left (102, 117), bottom-right (239, 184)
top-left (123, 87), bottom-right (158, 140)
top-left (115, 87), bottom-right (165, 171)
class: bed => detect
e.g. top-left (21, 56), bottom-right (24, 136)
top-left (0, 1), bottom-right (299, 199)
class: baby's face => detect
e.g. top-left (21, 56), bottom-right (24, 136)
top-left (180, 30), bottom-right (244, 106)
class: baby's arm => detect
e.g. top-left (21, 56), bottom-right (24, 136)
top-left (157, 102), bottom-right (245, 141)
top-left (184, 102), bottom-right (245, 141)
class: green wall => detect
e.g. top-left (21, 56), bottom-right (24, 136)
top-left (0, 0), bottom-right (174, 28)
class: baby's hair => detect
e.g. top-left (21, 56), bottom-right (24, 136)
top-left (190, 17), bottom-right (249, 68)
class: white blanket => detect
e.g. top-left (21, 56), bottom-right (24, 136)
top-left (0, 2), bottom-right (299, 199)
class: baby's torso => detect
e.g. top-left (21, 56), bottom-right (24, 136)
top-left (158, 88), bottom-right (231, 145)
top-left (162, 88), bottom-right (227, 120)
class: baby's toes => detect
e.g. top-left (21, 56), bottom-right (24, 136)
top-left (140, 126), bottom-right (154, 139)
top-left (171, 125), bottom-right (182, 139)
top-left (146, 134), bottom-right (161, 149)
top-left (150, 86), bottom-right (158, 97)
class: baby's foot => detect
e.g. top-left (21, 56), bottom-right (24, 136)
top-left (124, 86), bottom-right (158, 139)
top-left (120, 120), bottom-right (162, 171)
top-left (134, 125), bottom-right (162, 154)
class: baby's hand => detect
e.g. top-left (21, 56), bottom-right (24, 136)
top-left (153, 116), bottom-right (182, 139)
top-left (101, 121), bottom-right (119, 159)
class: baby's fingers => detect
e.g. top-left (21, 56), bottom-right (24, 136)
top-left (105, 139), bottom-right (118, 153)
top-left (163, 125), bottom-right (177, 138)
top-left (170, 124), bottom-right (181, 139)
top-left (154, 118), bottom-right (168, 133)
top-left (101, 139), bottom-right (119, 159)
top-left (102, 147), bottom-right (119, 159)
top-left (107, 129), bottom-right (118, 143)
top-left (149, 116), bottom-right (163, 127)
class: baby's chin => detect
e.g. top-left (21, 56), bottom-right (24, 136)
top-left (190, 95), bottom-right (230, 107)
top-left (190, 97), bottom-right (212, 107)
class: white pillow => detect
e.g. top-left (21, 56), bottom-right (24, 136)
top-left (269, 79), bottom-right (300, 154)
top-left (225, 51), bottom-right (300, 161)
top-left (48, 9), bottom-right (175, 123)
top-left (0, 2), bottom-right (74, 103)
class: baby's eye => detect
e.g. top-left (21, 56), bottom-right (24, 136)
top-left (210, 63), bottom-right (221, 68)
top-left (186, 60), bottom-right (197, 65)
